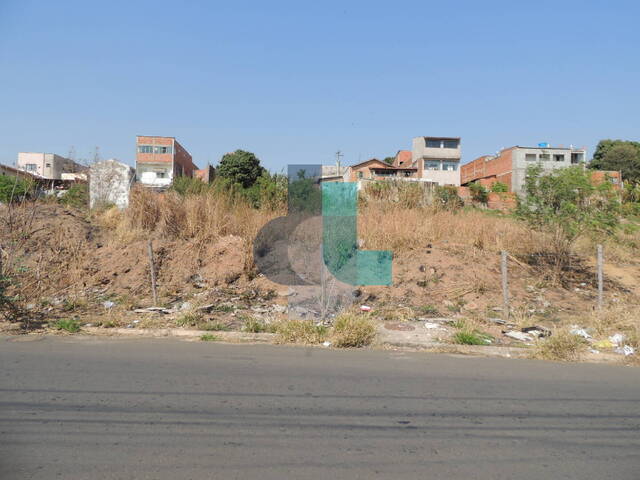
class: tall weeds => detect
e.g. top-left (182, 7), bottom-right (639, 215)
top-left (108, 186), bottom-right (282, 244)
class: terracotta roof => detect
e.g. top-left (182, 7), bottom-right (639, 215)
top-left (348, 158), bottom-right (389, 169)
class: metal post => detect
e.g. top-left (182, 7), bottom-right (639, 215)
top-left (597, 244), bottom-right (603, 310)
top-left (147, 239), bottom-right (158, 307)
top-left (501, 251), bottom-right (509, 319)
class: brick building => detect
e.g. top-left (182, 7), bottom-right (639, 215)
top-left (136, 136), bottom-right (198, 187)
top-left (461, 145), bottom-right (588, 196)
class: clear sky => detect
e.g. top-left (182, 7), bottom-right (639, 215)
top-left (1, 0), bottom-right (639, 172)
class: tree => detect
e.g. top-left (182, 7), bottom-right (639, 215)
top-left (516, 164), bottom-right (620, 265)
top-left (216, 150), bottom-right (264, 188)
top-left (382, 156), bottom-right (395, 166)
top-left (590, 139), bottom-right (640, 183)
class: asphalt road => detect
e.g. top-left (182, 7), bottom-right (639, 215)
top-left (1, 336), bottom-right (639, 479)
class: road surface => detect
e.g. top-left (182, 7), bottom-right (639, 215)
top-left (1, 335), bottom-right (639, 479)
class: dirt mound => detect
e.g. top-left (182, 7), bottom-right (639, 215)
top-left (1, 204), bottom-right (251, 305)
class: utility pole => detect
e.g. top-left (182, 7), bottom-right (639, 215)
top-left (335, 150), bottom-right (344, 173)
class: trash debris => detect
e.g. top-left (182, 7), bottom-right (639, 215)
top-left (504, 331), bottom-right (533, 342)
top-left (609, 333), bottom-right (626, 346)
top-left (133, 307), bottom-right (172, 314)
top-left (570, 326), bottom-right (591, 340)
top-left (322, 341), bottom-right (332, 347)
top-left (488, 317), bottom-right (506, 325)
top-left (360, 305), bottom-right (372, 312)
top-left (521, 326), bottom-right (552, 338)
top-left (102, 300), bottom-right (115, 309)
top-left (615, 345), bottom-right (635, 356)
top-left (589, 349), bottom-right (600, 354)
top-left (424, 322), bottom-right (441, 330)
top-left (593, 339), bottom-right (614, 350)
top-left (133, 320), bottom-right (140, 324)
top-left (180, 302), bottom-right (192, 311)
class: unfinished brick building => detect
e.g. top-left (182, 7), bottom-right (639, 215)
top-left (136, 135), bottom-right (199, 187)
top-left (461, 145), bottom-right (588, 196)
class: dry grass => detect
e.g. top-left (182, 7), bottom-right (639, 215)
top-left (533, 328), bottom-right (589, 362)
top-left (99, 186), bottom-right (281, 245)
top-left (331, 313), bottom-right (376, 348)
top-left (358, 202), bottom-right (543, 256)
top-left (276, 319), bottom-right (328, 344)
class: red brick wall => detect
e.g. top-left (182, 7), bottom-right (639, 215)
top-left (173, 139), bottom-right (196, 177)
top-left (460, 148), bottom-right (515, 191)
top-left (136, 136), bottom-right (196, 178)
top-left (591, 170), bottom-right (622, 190)
top-left (487, 192), bottom-right (517, 211)
top-left (136, 136), bottom-right (173, 164)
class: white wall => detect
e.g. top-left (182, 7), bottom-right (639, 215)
top-left (89, 159), bottom-right (135, 209)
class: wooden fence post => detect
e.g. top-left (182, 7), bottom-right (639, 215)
top-left (147, 239), bottom-right (158, 306)
top-left (501, 251), bottom-right (509, 319)
top-left (597, 244), bottom-right (604, 310)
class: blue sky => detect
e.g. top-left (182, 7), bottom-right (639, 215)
top-left (1, 0), bottom-right (639, 172)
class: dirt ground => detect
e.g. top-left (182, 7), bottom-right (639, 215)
top-left (1, 203), bottom-right (640, 360)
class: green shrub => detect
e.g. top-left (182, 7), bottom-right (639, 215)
top-left (0, 175), bottom-right (34, 203)
top-left (200, 334), bottom-right (218, 341)
top-left (59, 184), bottom-right (88, 209)
top-left (54, 318), bottom-right (81, 333)
top-left (516, 164), bottom-right (620, 258)
top-left (469, 181), bottom-right (489, 204)
top-left (491, 181), bottom-right (508, 193)
top-left (452, 330), bottom-right (492, 345)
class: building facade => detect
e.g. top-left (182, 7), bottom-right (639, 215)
top-left (135, 136), bottom-right (198, 187)
top-left (17, 152), bottom-right (83, 180)
top-left (411, 137), bottom-right (461, 186)
top-left (461, 145), bottom-right (588, 196)
top-left (343, 159), bottom-right (418, 183)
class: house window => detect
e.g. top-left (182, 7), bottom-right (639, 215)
top-left (553, 154), bottom-right (565, 162)
top-left (525, 154), bottom-right (537, 161)
top-left (138, 145), bottom-right (153, 153)
top-left (443, 139), bottom-right (459, 149)
top-left (154, 146), bottom-right (173, 154)
top-left (442, 162), bottom-right (458, 171)
top-left (424, 160), bottom-right (440, 170)
top-left (571, 153), bottom-right (584, 164)
top-left (25, 163), bottom-right (37, 171)
top-left (426, 139), bottom-right (441, 148)
top-left (45, 163), bottom-right (51, 168)
top-left (357, 171), bottom-right (363, 179)
top-left (539, 154), bottom-right (550, 161)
